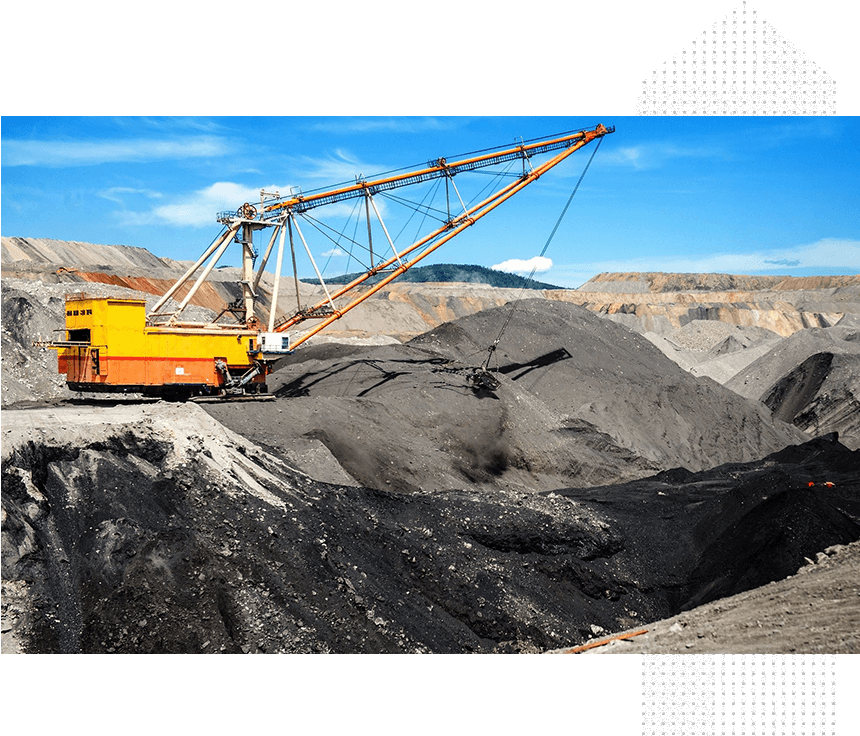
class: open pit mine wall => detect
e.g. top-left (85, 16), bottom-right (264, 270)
top-left (373, 281), bottom-right (859, 340)
top-left (566, 272), bottom-right (860, 337)
top-left (1, 236), bottom-right (322, 320)
top-left (546, 289), bottom-right (853, 338)
top-left (578, 271), bottom-right (860, 293)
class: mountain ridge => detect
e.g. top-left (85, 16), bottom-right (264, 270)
top-left (300, 263), bottom-right (562, 290)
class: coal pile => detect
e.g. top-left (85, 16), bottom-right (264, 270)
top-left (3, 288), bottom-right (856, 655)
top-left (202, 301), bottom-right (802, 498)
top-left (3, 403), bottom-right (857, 654)
top-left (727, 325), bottom-right (860, 449)
top-left (2, 278), bottom-right (860, 653)
top-left (405, 300), bottom-right (804, 470)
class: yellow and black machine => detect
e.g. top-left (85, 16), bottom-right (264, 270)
top-left (50, 295), bottom-right (270, 398)
top-left (41, 124), bottom-right (614, 399)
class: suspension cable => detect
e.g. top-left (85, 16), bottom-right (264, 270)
top-left (482, 135), bottom-right (605, 371)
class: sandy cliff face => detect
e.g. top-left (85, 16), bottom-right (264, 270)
top-left (578, 271), bottom-right (860, 293)
top-left (548, 289), bottom-right (857, 338)
top-left (1, 236), bottom-right (321, 321)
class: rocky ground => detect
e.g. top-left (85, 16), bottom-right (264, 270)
top-left (2, 237), bottom-right (859, 654)
top-left (559, 541), bottom-right (860, 655)
top-left (3, 402), bottom-right (858, 654)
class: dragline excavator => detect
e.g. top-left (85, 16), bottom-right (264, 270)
top-left (41, 124), bottom-right (614, 399)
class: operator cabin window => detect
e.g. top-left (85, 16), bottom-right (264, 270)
top-left (68, 328), bottom-right (91, 343)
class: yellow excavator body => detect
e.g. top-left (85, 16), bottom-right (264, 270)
top-left (53, 295), bottom-right (266, 396)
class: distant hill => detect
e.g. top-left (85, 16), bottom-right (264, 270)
top-left (301, 263), bottom-right (563, 290)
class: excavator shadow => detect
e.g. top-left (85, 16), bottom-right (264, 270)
top-left (496, 347), bottom-right (573, 381)
top-left (274, 356), bottom-right (451, 398)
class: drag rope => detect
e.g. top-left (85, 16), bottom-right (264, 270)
top-left (482, 135), bottom-right (604, 371)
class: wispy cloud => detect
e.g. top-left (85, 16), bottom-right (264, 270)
top-left (3, 135), bottom-right (231, 167)
top-left (307, 117), bottom-right (461, 135)
top-left (150, 181), bottom-right (289, 227)
top-left (287, 149), bottom-right (390, 186)
top-left (98, 187), bottom-right (163, 205)
top-left (600, 143), bottom-right (725, 170)
top-left (748, 118), bottom-right (841, 147)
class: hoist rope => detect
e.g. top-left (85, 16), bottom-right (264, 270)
top-left (481, 135), bottom-right (605, 371)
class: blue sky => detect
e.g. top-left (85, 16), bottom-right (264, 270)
top-left (2, 116), bottom-right (858, 287)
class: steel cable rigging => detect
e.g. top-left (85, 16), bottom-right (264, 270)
top-left (482, 135), bottom-right (605, 371)
top-left (40, 125), bottom-right (614, 401)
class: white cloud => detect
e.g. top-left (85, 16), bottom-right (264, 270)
top-left (321, 247), bottom-right (347, 257)
top-left (3, 135), bottom-right (230, 167)
top-left (600, 143), bottom-right (724, 170)
top-left (308, 118), bottom-right (460, 135)
top-left (491, 256), bottom-right (553, 274)
top-left (656, 238), bottom-right (859, 274)
top-left (151, 182), bottom-right (289, 227)
top-left (119, 177), bottom-right (387, 230)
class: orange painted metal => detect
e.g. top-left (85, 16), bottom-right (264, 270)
top-left (279, 128), bottom-right (607, 348)
top-left (563, 629), bottom-right (649, 653)
top-left (264, 126), bottom-right (609, 215)
top-left (47, 125), bottom-right (612, 395)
